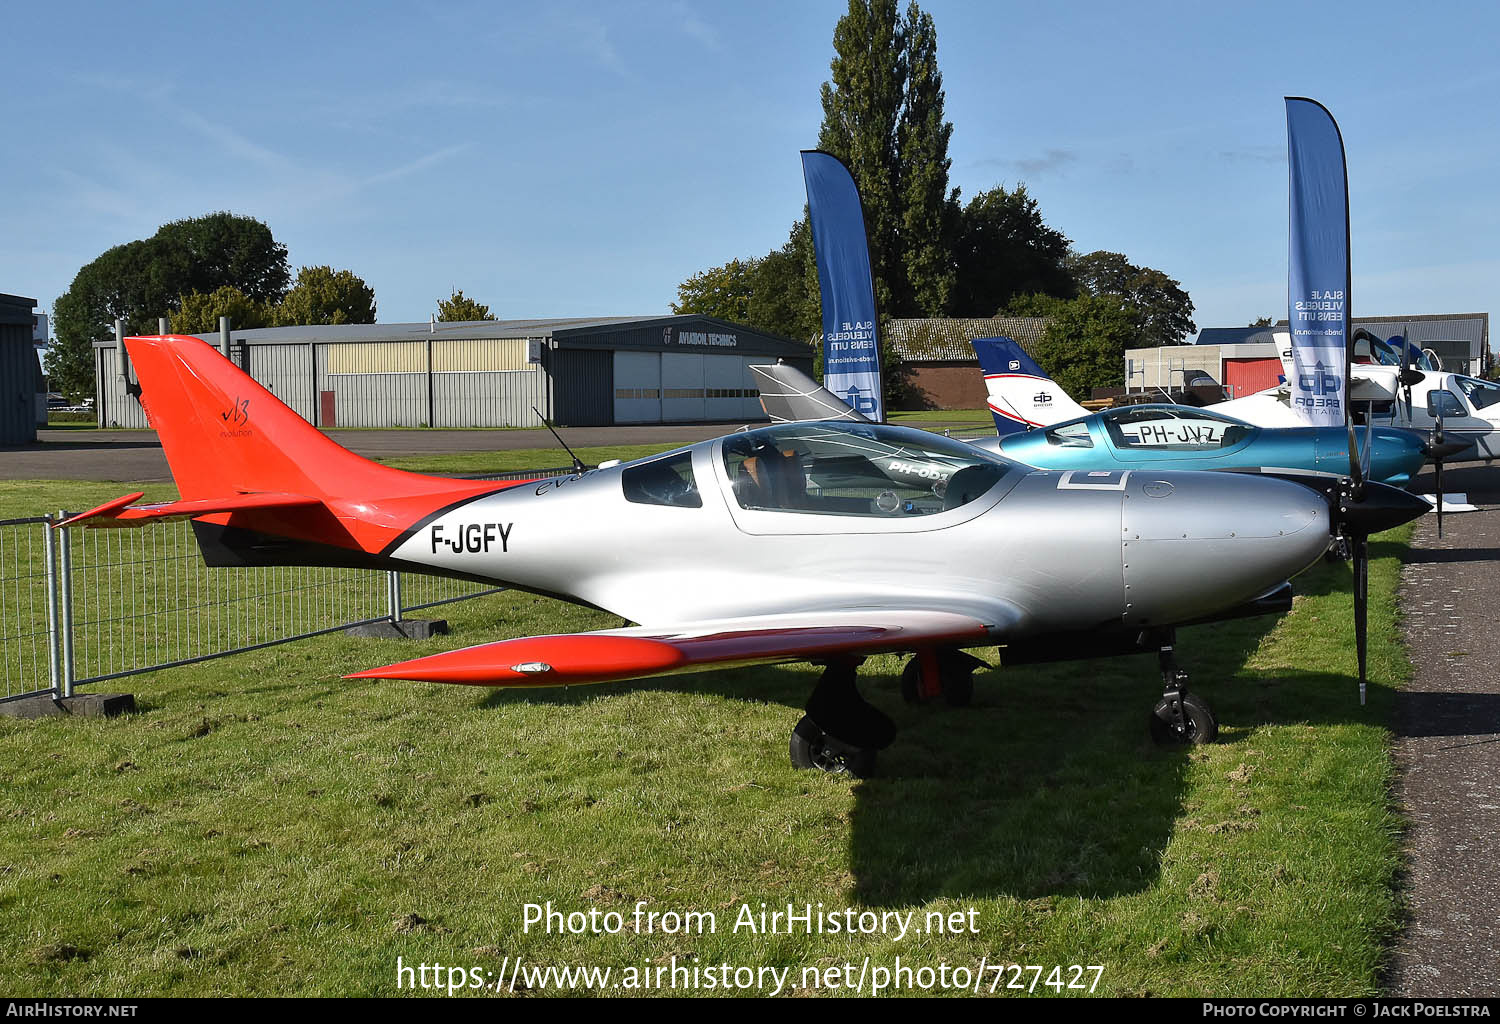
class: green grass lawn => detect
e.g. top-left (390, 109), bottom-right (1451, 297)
top-left (0, 461), bottom-right (1412, 997)
top-left (888, 408), bottom-right (995, 428)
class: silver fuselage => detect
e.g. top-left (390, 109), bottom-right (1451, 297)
top-left (389, 433), bottom-right (1332, 642)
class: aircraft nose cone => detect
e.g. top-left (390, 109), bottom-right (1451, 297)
top-left (1337, 481), bottom-right (1431, 535)
top-left (1122, 472), bottom-right (1330, 627)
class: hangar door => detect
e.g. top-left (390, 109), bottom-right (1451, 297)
top-left (664, 353), bottom-right (763, 422)
top-left (614, 351), bottom-right (661, 424)
top-left (616, 352), bottom-right (765, 423)
top-left (1223, 357), bottom-right (1283, 399)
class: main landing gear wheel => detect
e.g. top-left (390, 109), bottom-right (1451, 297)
top-left (789, 659), bottom-right (895, 778)
top-left (899, 649), bottom-right (984, 707)
top-left (1149, 692), bottom-right (1218, 746)
top-left (789, 715), bottom-right (877, 778)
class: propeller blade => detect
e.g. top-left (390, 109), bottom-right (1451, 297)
top-left (1360, 403), bottom-right (1374, 482)
top-left (1346, 417), bottom-right (1364, 497)
top-left (1354, 534), bottom-right (1368, 706)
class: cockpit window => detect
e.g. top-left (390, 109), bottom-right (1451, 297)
top-left (721, 422), bottom-right (1015, 517)
top-left (622, 451), bottom-right (701, 508)
top-left (1045, 421), bottom-right (1094, 448)
top-left (1454, 376), bottom-right (1500, 412)
top-left (1101, 407), bottom-right (1251, 450)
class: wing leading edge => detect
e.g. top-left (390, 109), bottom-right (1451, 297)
top-left (346, 609), bottom-right (1007, 687)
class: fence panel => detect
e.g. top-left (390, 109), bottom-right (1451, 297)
top-left (0, 517), bottom-right (57, 701)
top-left (0, 467), bottom-right (585, 695)
top-left (65, 519), bottom-right (395, 687)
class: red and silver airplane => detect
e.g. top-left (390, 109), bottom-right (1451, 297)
top-left (58, 335), bottom-right (1426, 776)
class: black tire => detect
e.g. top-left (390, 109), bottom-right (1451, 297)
top-left (900, 658), bottom-right (925, 704)
top-left (899, 653), bottom-right (976, 707)
top-left (1149, 693), bottom-right (1218, 746)
top-left (789, 715), bottom-right (877, 778)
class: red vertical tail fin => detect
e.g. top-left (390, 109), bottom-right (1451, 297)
top-left (122, 335), bottom-right (510, 556)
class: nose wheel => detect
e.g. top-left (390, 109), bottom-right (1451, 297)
top-left (1148, 644), bottom-right (1218, 746)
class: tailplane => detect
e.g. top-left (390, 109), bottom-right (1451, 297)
top-left (969, 337), bottom-right (1089, 435)
top-left (749, 363), bottom-right (871, 424)
top-left (74, 336), bottom-right (513, 560)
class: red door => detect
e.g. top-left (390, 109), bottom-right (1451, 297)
top-left (1222, 358), bottom-right (1283, 399)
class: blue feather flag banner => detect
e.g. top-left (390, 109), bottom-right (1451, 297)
top-left (1286, 97), bottom-right (1350, 427)
top-left (801, 151), bottom-right (884, 422)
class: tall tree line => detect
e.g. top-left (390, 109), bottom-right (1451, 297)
top-left (674, 0), bottom-right (1196, 399)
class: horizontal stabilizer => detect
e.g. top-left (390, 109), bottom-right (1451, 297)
top-left (55, 491), bottom-right (322, 529)
top-left (749, 364), bottom-right (871, 423)
top-left (347, 609), bottom-right (999, 687)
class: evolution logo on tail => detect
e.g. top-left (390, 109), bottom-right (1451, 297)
top-left (970, 337), bottom-right (1089, 434)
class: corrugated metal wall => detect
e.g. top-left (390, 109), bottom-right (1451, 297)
top-left (96, 345), bottom-right (148, 428)
top-left (246, 343), bottom-right (316, 422)
top-left (97, 339), bottom-right (548, 430)
top-left (550, 348), bottom-right (612, 426)
top-left (0, 331), bottom-right (36, 444)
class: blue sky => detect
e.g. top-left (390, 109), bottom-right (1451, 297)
top-left (5, 1), bottom-right (1499, 339)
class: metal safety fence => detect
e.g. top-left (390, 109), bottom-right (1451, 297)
top-left (0, 467), bottom-right (574, 703)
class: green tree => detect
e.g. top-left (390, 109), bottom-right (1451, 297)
top-left (171, 286), bottom-right (273, 334)
top-left (672, 259), bottom-right (758, 323)
top-left (953, 185), bottom-right (1075, 316)
top-left (273, 266), bottom-right (376, 326)
top-left (436, 289), bottom-right (497, 322)
top-left (672, 221), bottom-right (821, 344)
top-left (817, 0), bottom-right (956, 316)
top-left (1029, 294), bottom-right (1142, 398)
top-left (48, 214), bottom-right (288, 399)
top-left (894, 4), bottom-right (957, 315)
top-left (1069, 250), bottom-right (1196, 347)
top-left (1249, 315), bottom-right (1274, 327)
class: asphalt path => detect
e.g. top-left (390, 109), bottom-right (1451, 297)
top-left (1388, 461), bottom-right (1500, 995)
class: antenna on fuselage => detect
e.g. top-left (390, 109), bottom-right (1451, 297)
top-left (532, 406), bottom-right (586, 475)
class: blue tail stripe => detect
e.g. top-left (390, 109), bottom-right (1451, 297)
top-left (970, 337), bottom-right (1049, 380)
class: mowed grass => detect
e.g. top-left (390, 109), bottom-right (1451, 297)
top-left (0, 465), bottom-right (1412, 997)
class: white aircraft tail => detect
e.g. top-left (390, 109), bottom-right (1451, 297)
top-left (969, 337), bottom-right (1089, 434)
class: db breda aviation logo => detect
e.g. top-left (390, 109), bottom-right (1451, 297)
top-left (1295, 362), bottom-right (1342, 410)
top-left (1033, 393), bottom-right (1053, 408)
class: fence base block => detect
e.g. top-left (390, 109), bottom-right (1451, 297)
top-left (0, 693), bottom-right (136, 719)
top-left (345, 618), bottom-right (449, 641)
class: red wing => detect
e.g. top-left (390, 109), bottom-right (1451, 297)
top-left (55, 491), bottom-right (324, 529)
top-left (346, 609), bottom-right (1007, 687)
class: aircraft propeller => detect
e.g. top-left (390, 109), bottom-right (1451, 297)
top-left (1343, 407), bottom-right (1375, 706)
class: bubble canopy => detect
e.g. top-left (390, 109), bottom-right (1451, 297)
top-left (721, 421), bottom-right (1020, 518)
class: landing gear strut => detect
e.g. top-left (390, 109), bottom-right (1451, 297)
top-left (1148, 641), bottom-right (1217, 746)
top-left (789, 658), bottom-right (895, 778)
top-left (899, 648), bottom-right (985, 707)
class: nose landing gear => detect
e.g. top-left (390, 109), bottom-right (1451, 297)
top-left (1148, 643), bottom-right (1218, 746)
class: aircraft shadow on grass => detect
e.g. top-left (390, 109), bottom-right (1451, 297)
top-left (463, 587), bottom-right (1391, 905)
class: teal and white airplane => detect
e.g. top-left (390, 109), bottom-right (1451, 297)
top-left (751, 340), bottom-right (1431, 490)
top-left (965, 337), bottom-right (1431, 489)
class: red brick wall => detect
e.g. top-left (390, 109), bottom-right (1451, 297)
top-left (898, 362), bottom-right (988, 410)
